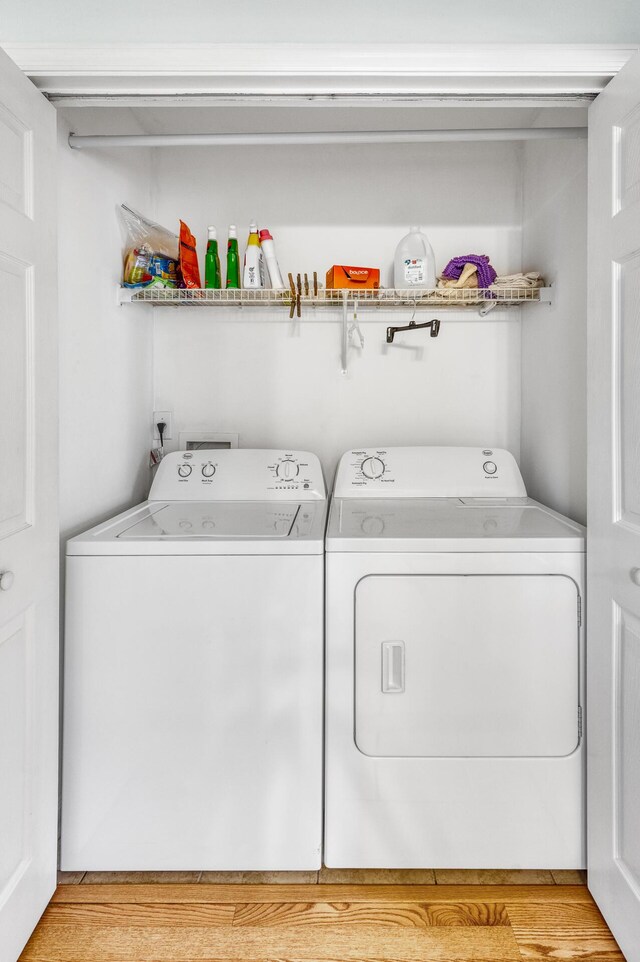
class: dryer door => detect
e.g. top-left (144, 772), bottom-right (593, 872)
top-left (355, 574), bottom-right (580, 757)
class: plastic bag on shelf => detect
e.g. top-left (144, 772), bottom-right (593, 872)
top-left (179, 220), bottom-right (202, 289)
top-left (119, 204), bottom-right (180, 289)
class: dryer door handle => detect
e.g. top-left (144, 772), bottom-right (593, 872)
top-left (381, 641), bottom-right (405, 693)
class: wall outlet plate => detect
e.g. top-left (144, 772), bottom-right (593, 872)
top-left (153, 410), bottom-right (172, 441)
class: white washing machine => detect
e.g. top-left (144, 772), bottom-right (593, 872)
top-left (61, 449), bottom-right (326, 870)
top-left (325, 446), bottom-right (585, 869)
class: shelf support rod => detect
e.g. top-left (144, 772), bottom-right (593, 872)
top-left (69, 127), bottom-right (587, 149)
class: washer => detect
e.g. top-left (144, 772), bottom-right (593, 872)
top-left (325, 446), bottom-right (585, 869)
top-left (61, 449), bottom-right (326, 870)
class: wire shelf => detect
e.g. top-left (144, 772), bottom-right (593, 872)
top-left (119, 286), bottom-right (551, 313)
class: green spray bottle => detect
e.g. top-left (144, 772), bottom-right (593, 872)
top-left (226, 224), bottom-right (240, 289)
top-left (204, 226), bottom-right (221, 289)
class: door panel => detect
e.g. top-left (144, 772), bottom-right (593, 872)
top-left (0, 101), bottom-right (32, 216)
top-left (0, 614), bottom-right (31, 889)
top-left (0, 44), bottom-right (58, 962)
top-left (614, 606), bottom-right (640, 890)
top-left (617, 250), bottom-right (640, 528)
top-left (355, 574), bottom-right (580, 758)
top-left (618, 102), bottom-right (640, 214)
top-left (588, 47), bottom-right (640, 962)
top-left (0, 253), bottom-right (32, 539)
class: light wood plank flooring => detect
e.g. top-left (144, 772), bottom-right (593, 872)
top-left (21, 879), bottom-right (623, 961)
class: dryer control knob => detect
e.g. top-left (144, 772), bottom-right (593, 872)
top-left (202, 463), bottom-right (216, 478)
top-left (361, 456), bottom-right (385, 479)
top-left (483, 461), bottom-right (498, 475)
top-left (177, 464), bottom-right (192, 478)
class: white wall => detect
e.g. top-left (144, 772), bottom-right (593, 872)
top-left (56, 127), bottom-right (586, 513)
top-left (151, 141), bottom-right (523, 481)
top-left (520, 139), bottom-right (588, 524)
top-left (58, 123), bottom-right (154, 541)
top-left (2, 0), bottom-right (639, 44)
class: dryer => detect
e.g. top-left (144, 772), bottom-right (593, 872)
top-left (61, 449), bottom-right (326, 871)
top-left (324, 446), bottom-right (585, 869)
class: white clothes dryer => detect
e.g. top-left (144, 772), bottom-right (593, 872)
top-left (324, 446), bottom-right (585, 869)
top-left (61, 449), bottom-right (326, 871)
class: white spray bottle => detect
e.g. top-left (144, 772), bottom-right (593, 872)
top-left (259, 228), bottom-right (285, 289)
top-left (243, 221), bottom-right (265, 289)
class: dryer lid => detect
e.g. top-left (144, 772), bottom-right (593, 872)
top-left (326, 497), bottom-right (585, 552)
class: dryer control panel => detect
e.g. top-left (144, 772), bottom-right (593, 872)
top-left (333, 446), bottom-right (527, 499)
top-left (150, 450), bottom-right (326, 501)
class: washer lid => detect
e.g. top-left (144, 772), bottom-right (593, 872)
top-left (326, 497), bottom-right (585, 552)
top-left (118, 502), bottom-right (301, 539)
top-left (67, 500), bottom-right (327, 555)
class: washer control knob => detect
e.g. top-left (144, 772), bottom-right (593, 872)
top-left (0, 571), bottom-right (15, 592)
top-left (202, 463), bottom-right (215, 478)
top-left (483, 461), bottom-right (498, 475)
top-left (277, 460), bottom-right (299, 480)
top-left (361, 456), bottom-right (385, 479)
top-left (177, 464), bottom-right (192, 478)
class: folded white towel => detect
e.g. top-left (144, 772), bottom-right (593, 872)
top-left (490, 272), bottom-right (544, 289)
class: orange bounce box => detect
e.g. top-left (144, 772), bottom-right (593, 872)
top-left (326, 265), bottom-right (380, 289)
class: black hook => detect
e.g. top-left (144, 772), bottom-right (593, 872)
top-left (386, 318), bottom-right (441, 344)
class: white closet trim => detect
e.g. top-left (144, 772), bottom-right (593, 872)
top-left (3, 42), bottom-right (637, 99)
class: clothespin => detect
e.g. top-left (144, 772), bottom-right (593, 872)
top-left (288, 273), bottom-right (296, 318)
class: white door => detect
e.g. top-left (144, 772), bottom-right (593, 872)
top-left (0, 46), bottom-right (58, 962)
top-left (355, 574), bottom-right (580, 757)
top-left (588, 49), bottom-right (640, 962)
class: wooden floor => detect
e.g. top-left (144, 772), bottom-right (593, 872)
top-left (21, 877), bottom-right (624, 961)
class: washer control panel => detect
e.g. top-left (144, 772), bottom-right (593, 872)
top-left (266, 453), bottom-right (318, 493)
top-left (333, 446), bottom-right (527, 499)
top-left (149, 450), bottom-right (326, 502)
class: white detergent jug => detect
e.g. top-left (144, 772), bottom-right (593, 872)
top-left (393, 226), bottom-right (436, 289)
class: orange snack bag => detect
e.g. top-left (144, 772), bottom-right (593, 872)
top-left (179, 220), bottom-right (202, 288)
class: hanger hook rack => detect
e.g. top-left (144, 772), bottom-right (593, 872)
top-left (386, 317), bottom-right (441, 344)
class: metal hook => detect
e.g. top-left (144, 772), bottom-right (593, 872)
top-left (348, 299), bottom-right (365, 349)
